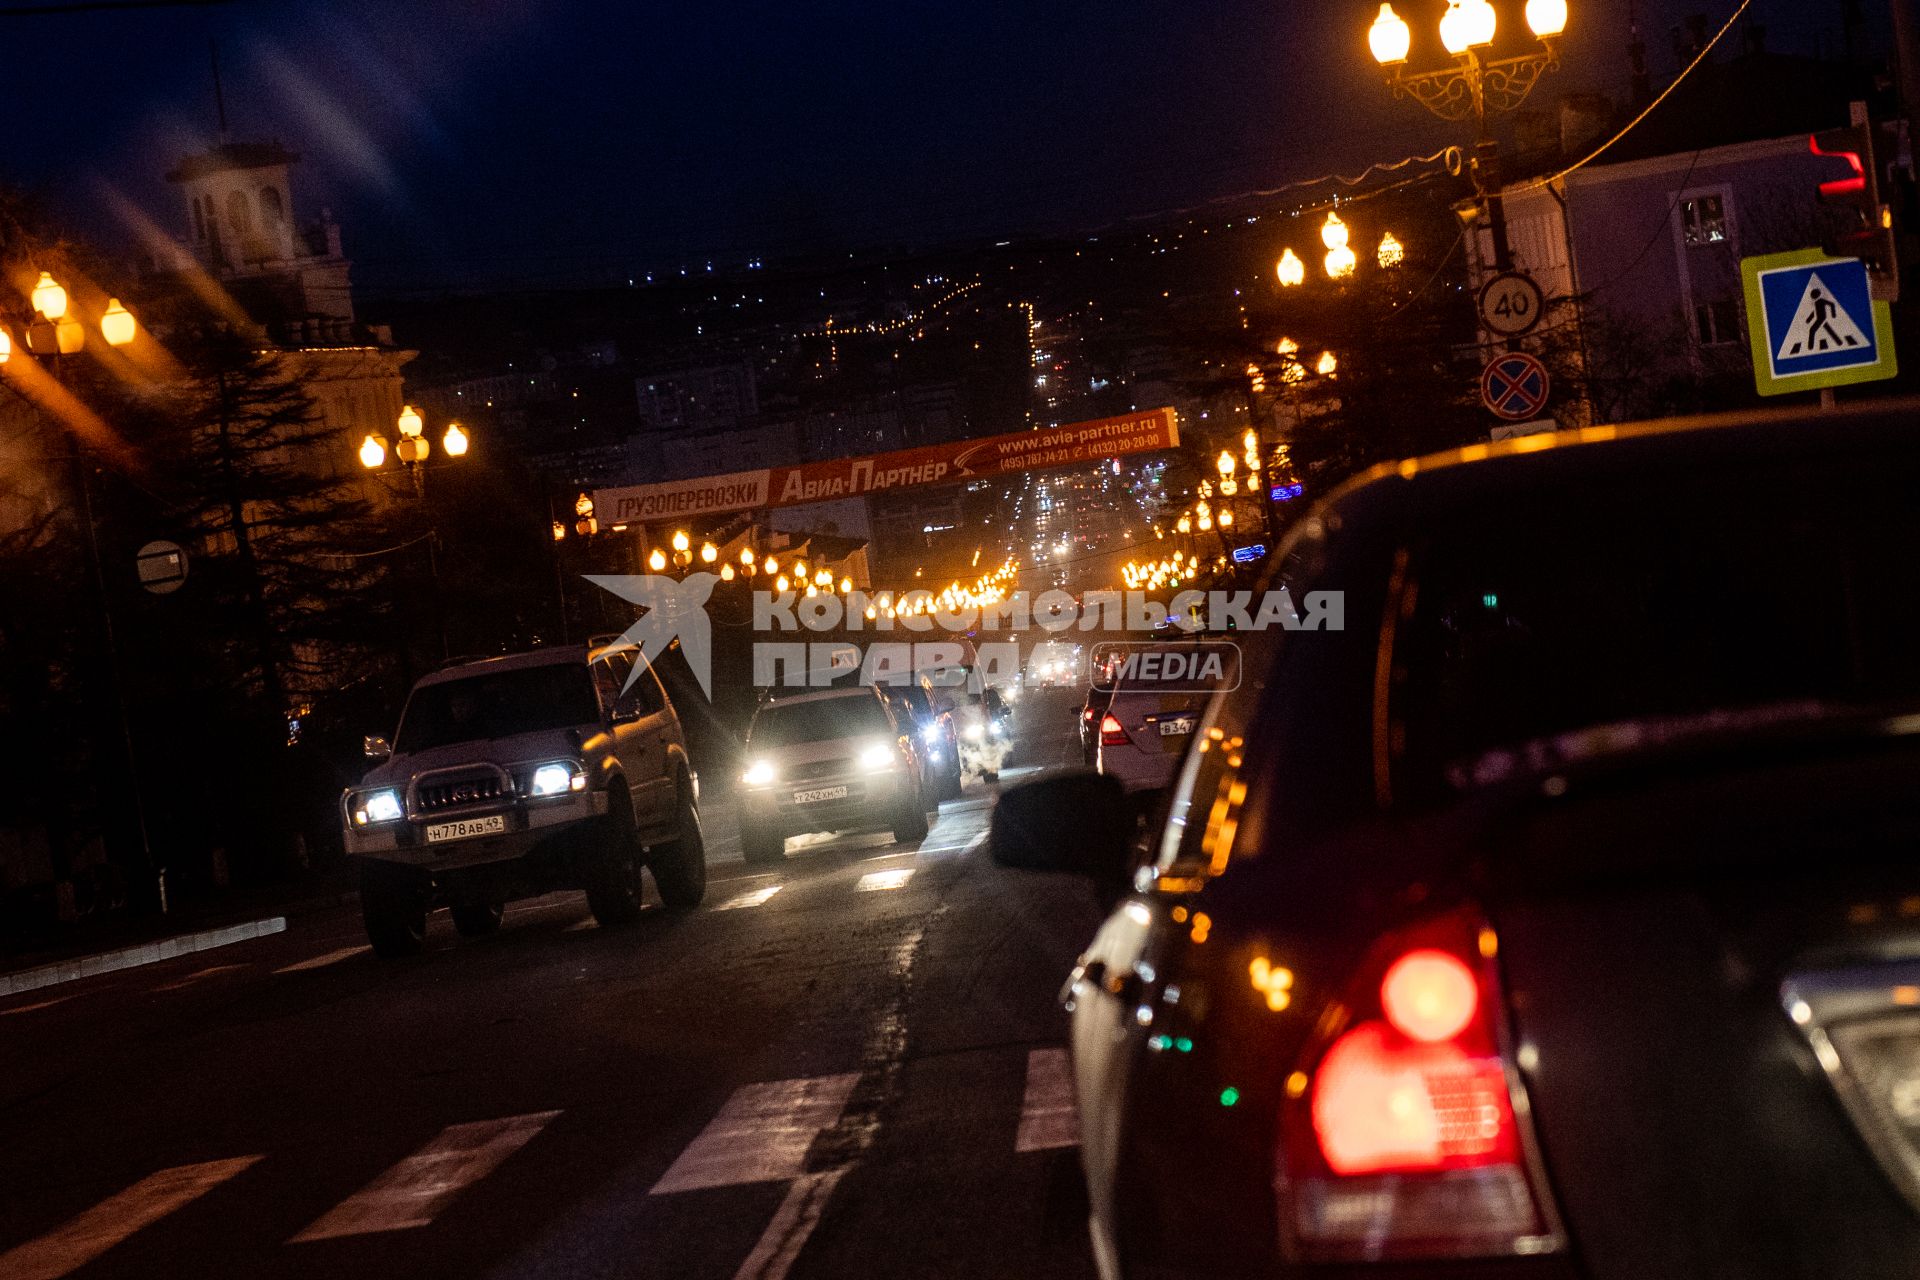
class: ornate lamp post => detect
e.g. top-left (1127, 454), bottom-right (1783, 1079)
top-left (1367, 0), bottom-right (1567, 271)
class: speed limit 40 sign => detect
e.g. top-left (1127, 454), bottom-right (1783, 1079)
top-left (1479, 272), bottom-right (1545, 338)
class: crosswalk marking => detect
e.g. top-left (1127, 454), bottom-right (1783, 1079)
top-left (854, 869), bottom-right (914, 892)
top-left (0, 1156), bottom-right (262, 1280)
top-left (1015, 1048), bottom-right (1079, 1152)
top-left (731, 1168), bottom-right (846, 1280)
top-left (289, 1111), bottom-right (560, 1242)
top-left (714, 885), bottom-right (783, 911)
top-left (273, 946), bottom-right (369, 975)
top-left (650, 1074), bottom-right (860, 1195)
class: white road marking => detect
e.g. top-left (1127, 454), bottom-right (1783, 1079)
top-left (713, 885), bottom-right (782, 911)
top-left (650, 1074), bottom-right (860, 1195)
top-left (730, 1168), bottom-right (847, 1280)
top-left (273, 946), bottom-right (369, 975)
top-left (1015, 1048), bottom-right (1080, 1152)
top-left (854, 869), bottom-right (914, 892)
top-left (154, 963), bottom-right (248, 992)
top-left (289, 1110), bottom-right (560, 1242)
top-left (0, 1155), bottom-right (262, 1280)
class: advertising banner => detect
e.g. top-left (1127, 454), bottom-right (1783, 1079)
top-left (595, 407), bottom-right (1179, 524)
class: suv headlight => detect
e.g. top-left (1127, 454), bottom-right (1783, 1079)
top-left (742, 760), bottom-right (777, 787)
top-left (920, 723), bottom-right (945, 745)
top-left (860, 742), bottom-right (896, 772)
top-left (529, 762), bottom-right (587, 797)
top-left (353, 789), bottom-right (403, 826)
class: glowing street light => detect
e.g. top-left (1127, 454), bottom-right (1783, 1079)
top-left (1276, 248), bottom-right (1306, 288)
top-left (1369, 3), bottom-right (1412, 65)
top-left (358, 434), bottom-right (388, 469)
top-left (1216, 451), bottom-right (1236, 479)
top-left (1322, 211), bottom-right (1357, 279)
top-left (1439, 0), bottom-right (1497, 54)
top-left (397, 404), bottom-right (424, 439)
top-left (1377, 232), bottom-right (1406, 269)
top-left (700, 541), bottom-right (718, 564)
top-left (648, 548), bottom-right (668, 572)
top-left (30, 271), bottom-right (67, 321)
top-left (100, 299), bottom-right (136, 347)
top-left (671, 529), bottom-right (691, 554)
top-left (1526, 0), bottom-right (1568, 39)
top-left (0, 329), bottom-right (12, 365)
top-left (442, 422), bottom-right (470, 457)
top-left (1317, 351), bottom-right (1340, 377)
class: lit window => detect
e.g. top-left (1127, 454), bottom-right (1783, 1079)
top-left (1681, 194), bottom-right (1728, 246)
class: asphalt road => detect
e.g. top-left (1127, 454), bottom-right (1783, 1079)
top-left (0, 690), bottom-right (1106, 1280)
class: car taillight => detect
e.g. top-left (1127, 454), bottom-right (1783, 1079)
top-left (1099, 714), bottom-right (1129, 746)
top-left (1277, 909), bottom-right (1561, 1261)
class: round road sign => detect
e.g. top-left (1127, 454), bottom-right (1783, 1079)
top-left (1480, 353), bottom-right (1552, 422)
top-left (1479, 271), bottom-right (1545, 337)
top-left (136, 540), bottom-right (189, 595)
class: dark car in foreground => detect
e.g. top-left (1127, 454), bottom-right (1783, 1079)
top-left (994, 405), bottom-right (1920, 1279)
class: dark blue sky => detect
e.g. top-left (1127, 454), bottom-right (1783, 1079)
top-left (7, 0), bottom-right (1885, 291)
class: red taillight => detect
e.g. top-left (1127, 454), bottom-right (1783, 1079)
top-left (1099, 714), bottom-right (1129, 746)
top-left (1381, 949), bottom-right (1479, 1043)
top-left (1278, 910), bottom-right (1559, 1261)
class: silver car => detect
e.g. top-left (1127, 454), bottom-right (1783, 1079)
top-left (736, 686), bottom-right (935, 865)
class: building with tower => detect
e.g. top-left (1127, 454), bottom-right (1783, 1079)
top-left (146, 137), bottom-right (414, 485)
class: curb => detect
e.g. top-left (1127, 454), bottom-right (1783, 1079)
top-left (1, 916), bottom-right (289, 999)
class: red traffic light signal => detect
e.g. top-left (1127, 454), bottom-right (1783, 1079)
top-left (1811, 107), bottom-right (1899, 301)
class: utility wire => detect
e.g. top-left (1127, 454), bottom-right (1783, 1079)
top-left (1509, 0), bottom-right (1754, 194)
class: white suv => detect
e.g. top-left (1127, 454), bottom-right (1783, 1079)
top-left (343, 644), bottom-right (705, 956)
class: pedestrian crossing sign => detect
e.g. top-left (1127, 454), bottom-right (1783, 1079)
top-left (1743, 248), bottom-right (1897, 396)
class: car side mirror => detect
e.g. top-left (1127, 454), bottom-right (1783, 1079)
top-left (363, 736), bottom-right (392, 761)
top-left (991, 770), bottom-right (1133, 886)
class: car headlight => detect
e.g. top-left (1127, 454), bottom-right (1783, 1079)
top-left (354, 789), bottom-right (403, 826)
top-left (989, 720), bottom-right (1007, 738)
top-left (860, 742), bottom-right (896, 772)
top-left (921, 723), bottom-right (945, 745)
top-left (529, 762), bottom-right (586, 797)
top-left (963, 723), bottom-right (985, 742)
top-left (743, 760), bottom-right (777, 787)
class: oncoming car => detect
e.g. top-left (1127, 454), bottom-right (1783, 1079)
top-left (737, 686), bottom-right (935, 864)
top-left (343, 644), bottom-right (705, 957)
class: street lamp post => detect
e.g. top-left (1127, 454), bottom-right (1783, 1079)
top-left (1368, 1), bottom-right (1567, 272)
top-left (360, 404), bottom-right (471, 660)
top-left (4, 274), bottom-right (157, 903)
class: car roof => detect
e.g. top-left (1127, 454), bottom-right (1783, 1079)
top-left (1316, 402), bottom-right (1920, 536)
top-left (414, 645), bottom-right (591, 688)
top-left (756, 686), bottom-right (885, 711)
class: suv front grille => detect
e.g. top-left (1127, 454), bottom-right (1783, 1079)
top-left (787, 757), bottom-right (852, 782)
top-left (415, 772), bottom-right (511, 814)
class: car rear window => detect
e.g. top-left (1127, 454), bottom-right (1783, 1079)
top-left (395, 663), bottom-right (599, 753)
top-left (1394, 462), bottom-right (1920, 802)
top-left (750, 696), bottom-right (893, 748)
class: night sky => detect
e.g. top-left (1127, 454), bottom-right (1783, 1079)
top-left (6, 0), bottom-right (1888, 292)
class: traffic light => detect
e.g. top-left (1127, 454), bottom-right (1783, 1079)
top-left (1811, 109), bottom-right (1900, 301)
